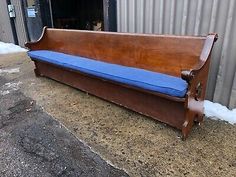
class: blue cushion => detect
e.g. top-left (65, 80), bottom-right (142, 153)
top-left (27, 50), bottom-right (188, 97)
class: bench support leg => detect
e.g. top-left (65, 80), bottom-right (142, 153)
top-left (194, 114), bottom-right (204, 125)
top-left (182, 95), bottom-right (204, 140)
top-left (33, 60), bottom-right (43, 77)
top-left (34, 68), bottom-right (41, 77)
top-left (182, 110), bottom-right (196, 140)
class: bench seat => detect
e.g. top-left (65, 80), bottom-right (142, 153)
top-left (28, 50), bottom-right (188, 98)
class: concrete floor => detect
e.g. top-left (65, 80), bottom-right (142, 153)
top-left (1, 52), bottom-right (236, 177)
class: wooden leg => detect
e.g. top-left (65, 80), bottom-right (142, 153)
top-left (33, 60), bottom-right (43, 77)
top-left (181, 110), bottom-right (195, 140)
top-left (34, 68), bottom-right (42, 77)
top-left (194, 113), bottom-right (204, 125)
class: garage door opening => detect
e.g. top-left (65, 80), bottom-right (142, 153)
top-left (50, 0), bottom-right (104, 31)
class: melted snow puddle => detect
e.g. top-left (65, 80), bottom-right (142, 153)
top-left (0, 67), bottom-right (20, 74)
top-left (204, 100), bottom-right (236, 125)
top-left (0, 81), bottom-right (22, 95)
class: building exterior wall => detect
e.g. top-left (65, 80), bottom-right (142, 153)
top-left (0, 0), bottom-right (28, 46)
top-left (10, 0), bottom-right (28, 47)
top-left (117, 0), bottom-right (236, 108)
top-left (0, 0), bottom-right (14, 43)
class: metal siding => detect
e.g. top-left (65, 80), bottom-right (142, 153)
top-left (0, 0), bottom-right (14, 43)
top-left (10, 0), bottom-right (28, 47)
top-left (117, 0), bottom-right (236, 108)
top-left (230, 72), bottom-right (236, 107)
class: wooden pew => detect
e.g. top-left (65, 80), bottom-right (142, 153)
top-left (25, 27), bottom-right (218, 139)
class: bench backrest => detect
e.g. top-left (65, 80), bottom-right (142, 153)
top-left (29, 28), bottom-right (206, 77)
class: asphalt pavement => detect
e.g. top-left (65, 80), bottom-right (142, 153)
top-left (0, 76), bottom-right (129, 177)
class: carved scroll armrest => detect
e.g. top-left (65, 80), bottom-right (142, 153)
top-left (181, 70), bottom-right (194, 84)
top-left (181, 33), bottom-right (218, 84)
top-left (25, 26), bottom-right (48, 50)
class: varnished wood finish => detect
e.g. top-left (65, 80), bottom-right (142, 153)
top-left (26, 27), bottom-right (218, 139)
top-left (26, 27), bottom-right (206, 77)
top-left (34, 60), bottom-right (186, 129)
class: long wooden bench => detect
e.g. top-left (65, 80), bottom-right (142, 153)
top-left (25, 27), bottom-right (217, 139)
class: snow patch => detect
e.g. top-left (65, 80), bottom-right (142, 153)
top-left (0, 41), bottom-right (27, 54)
top-left (204, 100), bottom-right (236, 125)
top-left (0, 67), bottom-right (20, 74)
top-left (0, 81), bottom-right (22, 95)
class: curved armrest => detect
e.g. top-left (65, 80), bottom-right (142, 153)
top-left (181, 33), bottom-right (218, 83)
top-left (25, 26), bottom-right (48, 49)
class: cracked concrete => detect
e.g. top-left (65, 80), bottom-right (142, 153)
top-left (0, 52), bottom-right (236, 177)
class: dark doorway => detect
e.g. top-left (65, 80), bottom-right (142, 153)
top-left (51, 0), bottom-right (104, 31)
top-left (22, 0), bottom-right (52, 41)
top-left (23, 0), bottom-right (116, 41)
top-left (22, 0), bottom-right (43, 41)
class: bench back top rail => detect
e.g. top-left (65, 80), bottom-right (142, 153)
top-left (26, 27), bottom-right (216, 77)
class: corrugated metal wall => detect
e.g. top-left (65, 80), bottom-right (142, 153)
top-left (117, 0), bottom-right (236, 109)
top-left (0, 0), bottom-right (14, 43)
top-left (230, 74), bottom-right (236, 107)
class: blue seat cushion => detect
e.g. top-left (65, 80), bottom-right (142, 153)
top-left (27, 50), bottom-right (188, 97)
